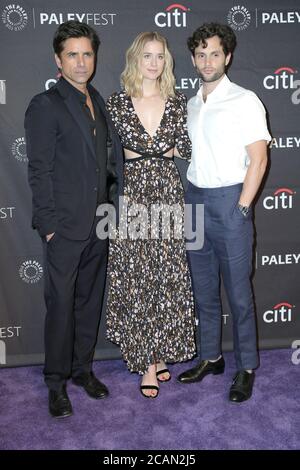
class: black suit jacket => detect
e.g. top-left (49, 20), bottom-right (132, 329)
top-left (25, 78), bottom-right (123, 240)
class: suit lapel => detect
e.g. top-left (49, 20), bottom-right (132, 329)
top-left (88, 84), bottom-right (114, 135)
top-left (56, 79), bottom-right (96, 160)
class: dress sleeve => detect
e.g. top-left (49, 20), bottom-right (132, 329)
top-left (106, 92), bottom-right (121, 133)
top-left (174, 92), bottom-right (192, 161)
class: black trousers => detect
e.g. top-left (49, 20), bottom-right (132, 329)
top-left (42, 217), bottom-right (108, 391)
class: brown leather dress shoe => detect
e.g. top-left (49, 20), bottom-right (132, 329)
top-left (177, 357), bottom-right (225, 384)
top-left (72, 372), bottom-right (109, 399)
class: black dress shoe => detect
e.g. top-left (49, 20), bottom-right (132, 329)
top-left (72, 372), bottom-right (109, 399)
top-left (177, 357), bottom-right (225, 384)
top-left (49, 386), bottom-right (73, 419)
top-left (229, 370), bottom-right (255, 403)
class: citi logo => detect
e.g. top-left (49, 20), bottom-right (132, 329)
top-left (263, 67), bottom-right (296, 90)
top-left (45, 79), bottom-right (58, 90)
top-left (154, 4), bottom-right (189, 28)
top-left (45, 71), bottom-right (61, 90)
top-left (263, 302), bottom-right (294, 323)
top-left (263, 188), bottom-right (294, 210)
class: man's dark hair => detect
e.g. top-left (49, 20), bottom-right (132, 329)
top-left (187, 23), bottom-right (236, 57)
top-left (53, 20), bottom-right (100, 57)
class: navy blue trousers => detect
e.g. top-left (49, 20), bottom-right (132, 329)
top-left (186, 182), bottom-right (259, 371)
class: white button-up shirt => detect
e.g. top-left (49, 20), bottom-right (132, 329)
top-left (187, 75), bottom-right (271, 188)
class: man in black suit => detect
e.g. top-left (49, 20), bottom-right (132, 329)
top-left (25, 21), bottom-right (123, 418)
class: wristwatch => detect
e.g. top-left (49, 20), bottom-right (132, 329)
top-left (237, 203), bottom-right (250, 217)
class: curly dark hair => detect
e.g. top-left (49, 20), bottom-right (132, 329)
top-left (187, 23), bottom-right (236, 57)
top-left (53, 20), bottom-right (100, 57)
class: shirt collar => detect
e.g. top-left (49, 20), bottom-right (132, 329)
top-left (60, 77), bottom-right (87, 104)
top-left (197, 74), bottom-right (231, 104)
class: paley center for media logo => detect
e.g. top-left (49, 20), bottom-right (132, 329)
top-left (11, 137), bottom-right (27, 162)
top-left (259, 252), bottom-right (300, 267)
top-left (1, 3), bottom-right (28, 31)
top-left (269, 136), bottom-right (300, 149)
top-left (154, 3), bottom-right (189, 28)
top-left (38, 11), bottom-right (116, 26)
top-left (260, 10), bottom-right (300, 25)
top-left (263, 302), bottom-right (295, 323)
top-left (19, 260), bottom-right (43, 284)
top-left (195, 313), bottom-right (230, 326)
top-left (0, 206), bottom-right (15, 219)
top-left (263, 187), bottom-right (295, 210)
top-left (227, 5), bottom-right (251, 31)
top-left (175, 77), bottom-right (201, 91)
top-left (0, 326), bottom-right (22, 365)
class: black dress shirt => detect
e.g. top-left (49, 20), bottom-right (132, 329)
top-left (62, 78), bottom-right (108, 204)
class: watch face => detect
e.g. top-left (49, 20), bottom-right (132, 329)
top-left (238, 204), bottom-right (249, 216)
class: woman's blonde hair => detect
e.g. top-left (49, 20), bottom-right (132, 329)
top-left (121, 31), bottom-right (175, 99)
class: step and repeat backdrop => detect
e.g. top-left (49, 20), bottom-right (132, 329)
top-left (0, 0), bottom-right (299, 366)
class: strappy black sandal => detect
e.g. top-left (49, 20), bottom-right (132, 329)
top-left (140, 385), bottom-right (159, 398)
top-left (156, 368), bottom-right (171, 382)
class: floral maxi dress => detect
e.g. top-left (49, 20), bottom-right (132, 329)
top-left (106, 90), bottom-right (196, 374)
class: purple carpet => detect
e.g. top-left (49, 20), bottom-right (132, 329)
top-left (0, 349), bottom-right (299, 450)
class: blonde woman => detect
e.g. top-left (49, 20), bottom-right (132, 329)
top-left (106, 32), bottom-right (195, 398)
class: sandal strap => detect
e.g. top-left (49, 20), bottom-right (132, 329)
top-left (156, 369), bottom-right (170, 377)
top-left (140, 385), bottom-right (159, 391)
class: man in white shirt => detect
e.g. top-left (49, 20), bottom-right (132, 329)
top-left (178, 23), bottom-right (271, 402)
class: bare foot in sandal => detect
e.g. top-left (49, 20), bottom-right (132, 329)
top-left (156, 360), bottom-right (171, 382)
top-left (140, 364), bottom-right (159, 398)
